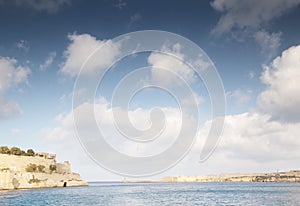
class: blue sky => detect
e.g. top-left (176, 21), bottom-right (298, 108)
top-left (1, 0), bottom-right (300, 180)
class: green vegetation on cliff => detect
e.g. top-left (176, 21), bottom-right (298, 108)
top-left (25, 164), bottom-right (46, 173)
top-left (0, 146), bottom-right (35, 156)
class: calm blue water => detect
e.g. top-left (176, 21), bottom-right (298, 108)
top-left (0, 182), bottom-right (299, 205)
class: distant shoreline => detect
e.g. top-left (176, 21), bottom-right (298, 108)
top-left (123, 170), bottom-right (300, 183)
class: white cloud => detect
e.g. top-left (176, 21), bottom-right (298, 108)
top-left (47, 99), bottom-right (300, 178)
top-left (0, 57), bottom-right (30, 93)
top-left (147, 43), bottom-right (211, 86)
top-left (40, 51), bottom-right (56, 71)
top-left (227, 89), bottom-right (252, 105)
top-left (190, 44), bottom-right (300, 172)
top-left (211, 0), bottom-right (300, 35)
top-left (0, 57), bottom-right (30, 119)
top-left (60, 33), bottom-right (121, 77)
top-left (193, 56), bottom-right (210, 71)
top-left (15, 40), bottom-right (29, 52)
top-left (148, 43), bottom-right (195, 86)
top-left (48, 41), bottom-right (300, 177)
top-left (258, 45), bottom-right (300, 122)
top-left (42, 121), bottom-right (119, 180)
top-left (192, 44), bottom-right (300, 171)
top-left (45, 96), bottom-right (203, 178)
top-left (48, 98), bottom-right (184, 156)
top-left (198, 112), bottom-right (300, 162)
top-left (254, 30), bottom-right (281, 59)
top-left (0, 0), bottom-right (72, 13)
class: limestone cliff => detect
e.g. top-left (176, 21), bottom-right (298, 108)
top-left (0, 153), bottom-right (87, 190)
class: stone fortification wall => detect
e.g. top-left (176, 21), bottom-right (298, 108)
top-left (0, 154), bottom-right (55, 173)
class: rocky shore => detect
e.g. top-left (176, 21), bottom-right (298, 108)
top-left (0, 153), bottom-right (87, 190)
top-left (0, 171), bottom-right (87, 190)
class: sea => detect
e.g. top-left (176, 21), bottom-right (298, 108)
top-left (0, 182), bottom-right (299, 205)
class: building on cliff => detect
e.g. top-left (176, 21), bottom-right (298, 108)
top-left (35, 152), bottom-right (56, 161)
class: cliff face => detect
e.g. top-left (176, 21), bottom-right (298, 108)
top-left (0, 154), bottom-right (87, 190)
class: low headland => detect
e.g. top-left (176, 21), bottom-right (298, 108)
top-left (0, 146), bottom-right (87, 190)
top-left (124, 170), bottom-right (300, 183)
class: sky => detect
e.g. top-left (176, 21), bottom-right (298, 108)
top-left (0, 0), bottom-right (300, 181)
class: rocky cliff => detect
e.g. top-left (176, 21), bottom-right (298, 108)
top-left (0, 154), bottom-right (87, 190)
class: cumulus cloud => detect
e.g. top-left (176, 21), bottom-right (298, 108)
top-left (193, 44), bottom-right (300, 170)
top-left (47, 99), bottom-right (300, 177)
top-left (258, 45), bottom-right (300, 122)
top-left (44, 96), bottom-right (202, 178)
top-left (60, 33), bottom-right (121, 77)
top-left (147, 43), bottom-right (195, 86)
top-left (0, 57), bottom-right (30, 93)
top-left (0, 0), bottom-right (72, 13)
top-left (211, 0), bottom-right (300, 35)
top-left (48, 41), bottom-right (300, 176)
top-left (40, 51), bottom-right (56, 71)
top-left (254, 30), bottom-right (281, 59)
top-left (47, 98), bottom-right (187, 157)
top-left (198, 112), bottom-right (300, 162)
top-left (0, 57), bottom-right (30, 119)
top-left (147, 43), bottom-right (211, 86)
top-left (194, 44), bottom-right (300, 169)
